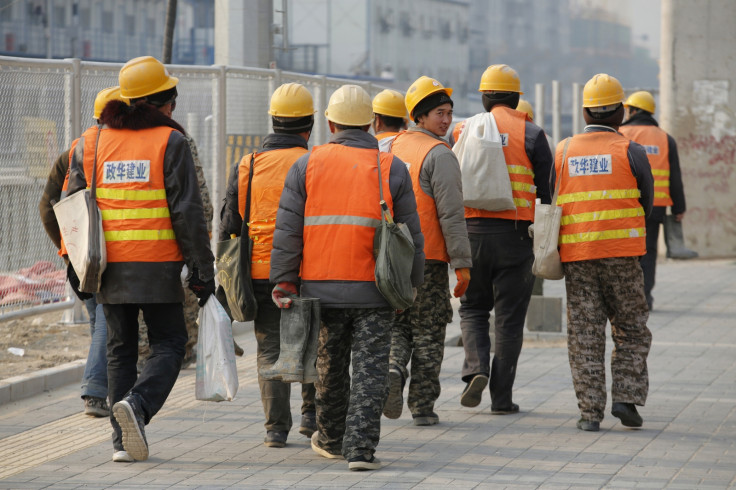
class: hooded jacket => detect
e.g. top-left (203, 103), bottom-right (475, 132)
top-left (66, 101), bottom-right (214, 304)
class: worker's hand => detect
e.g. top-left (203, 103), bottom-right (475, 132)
top-left (272, 282), bottom-right (298, 308)
top-left (528, 224), bottom-right (534, 238)
top-left (67, 262), bottom-right (93, 301)
top-left (188, 268), bottom-right (216, 306)
top-left (453, 268), bottom-right (471, 298)
top-left (675, 212), bottom-right (685, 222)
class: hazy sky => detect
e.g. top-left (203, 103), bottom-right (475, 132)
top-left (628, 0), bottom-right (662, 59)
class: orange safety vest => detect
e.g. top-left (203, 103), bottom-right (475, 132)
top-left (451, 121), bottom-right (465, 145)
top-left (390, 131), bottom-right (451, 263)
top-left (237, 146), bottom-right (308, 279)
top-left (555, 132), bottom-right (646, 262)
top-left (301, 144), bottom-right (394, 282)
top-left (462, 106), bottom-right (536, 221)
top-left (618, 125), bottom-right (672, 207)
top-left (84, 125), bottom-right (183, 263)
top-left (376, 131), bottom-right (399, 141)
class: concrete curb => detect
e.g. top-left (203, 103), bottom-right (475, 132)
top-left (0, 359), bottom-right (86, 406)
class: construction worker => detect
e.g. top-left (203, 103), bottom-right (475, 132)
top-left (516, 99), bottom-right (534, 122)
top-left (372, 89), bottom-right (408, 151)
top-left (456, 64), bottom-right (553, 414)
top-left (269, 84), bottom-right (425, 471)
top-left (558, 74), bottom-right (653, 431)
top-left (137, 91), bottom-right (217, 371)
top-left (67, 56), bottom-right (215, 462)
top-left (219, 82), bottom-right (317, 448)
top-left (382, 76), bottom-right (471, 426)
top-left (39, 87), bottom-right (128, 419)
top-left (619, 90), bottom-right (691, 310)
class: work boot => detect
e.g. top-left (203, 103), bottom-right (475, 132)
top-left (460, 374), bottom-right (488, 408)
top-left (264, 430), bottom-right (288, 448)
top-left (299, 411), bottom-right (317, 438)
top-left (302, 298), bottom-right (321, 384)
top-left (383, 368), bottom-right (405, 419)
top-left (259, 297), bottom-right (311, 382)
top-left (576, 418), bottom-right (600, 432)
top-left (611, 402), bottom-right (643, 428)
top-left (664, 215), bottom-right (698, 259)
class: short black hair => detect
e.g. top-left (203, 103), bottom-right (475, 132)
top-left (334, 122), bottom-right (371, 131)
top-left (376, 114), bottom-right (404, 130)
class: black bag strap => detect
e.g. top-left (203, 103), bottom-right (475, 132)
top-left (240, 152), bottom-right (256, 238)
top-left (375, 150), bottom-right (393, 224)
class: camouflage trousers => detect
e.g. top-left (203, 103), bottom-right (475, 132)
top-left (139, 289), bottom-right (199, 367)
top-left (312, 307), bottom-right (393, 461)
top-left (390, 262), bottom-right (453, 416)
top-left (564, 257), bottom-right (652, 422)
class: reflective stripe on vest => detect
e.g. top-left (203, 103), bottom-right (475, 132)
top-left (302, 144), bottom-right (394, 282)
top-left (618, 124), bottom-right (672, 206)
top-left (390, 130), bottom-right (451, 262)
top-left (463, 106), bottom-right (536, 221)
top-left (555, 132), bottom-right (646, 262)
top-left (85, 125), bottom-right (183, 263)
top-left (237, 146), bottom-right (308, 279)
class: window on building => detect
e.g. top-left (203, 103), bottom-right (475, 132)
top-left (125, 14), bottom-right (135, 35)
top-left (102, 9), bottom-right (113, 32)
top-left (0, 0), bottom-right (13, 22)
top-left (53, 5), bottom-right (66, 27)
top-left (80, 8), bottom-right (91, 29)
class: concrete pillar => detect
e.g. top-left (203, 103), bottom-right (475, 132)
top-left (215, 0), bottom-right (273, 67)
top-left (660, 0), bottom-right (736, 257)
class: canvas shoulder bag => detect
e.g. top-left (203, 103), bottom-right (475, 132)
top-left (53, 125), bottom-right (106, 293)
top-left (373, 152), bottom-right (416, 310)
top-left (453, 112), bottom-right (515, 211)
top-left (531, 137), bottom-right (571, 280)
top-left (215, 154), bottom-right (258, 322)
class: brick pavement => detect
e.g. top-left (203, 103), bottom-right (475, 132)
top-left (0, 259), bottom-right (734, 488)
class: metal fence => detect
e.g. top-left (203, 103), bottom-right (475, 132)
top-left (0, 55), bottom-right (394, 321)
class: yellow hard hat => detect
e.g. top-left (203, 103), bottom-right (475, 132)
top-left (118, 56), bottom-right (179, 100)
top-left (269, 83), bottom-right (315, 117)
top-left (324, 84), bottom-right (374, 126)
top-left (516, 99), bottom-right (534, 121)
top-left (478, 64), bottom-right (523, 94)
top-left (624, 90), bottom-right (656, 114)
top-left (93, 86), bottom-right (129, 119)
top-left (372, 89), bottom-right (408, 119)
top-left (405, 76), bottom-right (453, 119)
top-left (582, 73), bottom-right (625, 108)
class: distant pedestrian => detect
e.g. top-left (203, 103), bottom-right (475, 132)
top-left (219, 82), bottom-right (318, 448)
top-left (382, 76), bottom-right (471, 426)
top-left (619, 90), bottom-right (690, 310)
top-left (67, 56), bottom-right (214, 462)
top-left (270, 84), bottom-right (424, 471)
top-left (558, 74), bottom-right (653, 431)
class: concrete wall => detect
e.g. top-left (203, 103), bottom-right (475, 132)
top-left (660, 0), bottom-right (736, 257)
top-left (215, 0), bottom-right (273, 68)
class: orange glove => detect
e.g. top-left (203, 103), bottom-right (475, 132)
top-left (454, 268), bottom-right (471, 298)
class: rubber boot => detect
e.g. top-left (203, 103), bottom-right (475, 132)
top-left (664, 215), bottom-right (698, 259)
top-left (302, 298), bottom-right (321, 384)
top-left (259, 298), bottom-right (311, 382)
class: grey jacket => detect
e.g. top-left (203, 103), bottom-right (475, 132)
top-left (401, 127), bottom-right (472, 269)
top-left (67, 101), bottom-right (214, 304)
top-left (270, 129), bottom-right (425, 308)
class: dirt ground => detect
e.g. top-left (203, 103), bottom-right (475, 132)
top-left (0, 310), bottom-right (91, 380)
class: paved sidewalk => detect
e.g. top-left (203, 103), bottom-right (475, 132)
top-left (1, 259), bottom-right (735, 488)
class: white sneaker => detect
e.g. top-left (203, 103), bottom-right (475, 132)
top-left (113, 450), bottom-right (134, 462)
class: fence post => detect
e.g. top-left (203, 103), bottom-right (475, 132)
top-left (534, 83), bottom-right (544, 130)
top-left (552, 80), bottom-right (560, 147)
top-left (315, 76), bottom-right (328, 145)
top-left (211, 65), bottom-right (227, 243)
top-left (571, 82), bottom-right (582, 135)
top-left (64, 58), bottom-right (82, 148)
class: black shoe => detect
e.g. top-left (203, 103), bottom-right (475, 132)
top-left (490, 403), bottom-right (519, 415)
top-left (611, 402), bottom-right (643, 428)
top-left (299, 411), bottom-right (317, 438)
top-left (264, 430), bottom-right (288, 448)
top-left (83, 396), bottom-right (110, 417)
top-left (112, 395), bottom-right (148, 461)
top-left (412, 412), bottom-right (439, 426)
top-left (460, 374), bottom-right (488, 408)
top-left (383, 368), bottom-right (405, 419)
top-left (576, 418), bottom-right (600, 432)
top-left (348, 454), bottom-right (381, 471)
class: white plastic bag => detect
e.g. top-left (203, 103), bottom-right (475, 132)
top-left (452, 112), bottom-right (515, 211)
top-left (531, 198), bottom-right (564, 280)
top-left (195, 296), bottom-right (239, 401)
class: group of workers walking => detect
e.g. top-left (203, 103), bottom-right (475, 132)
top-left (38, 53), bottom-right (690, 471)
